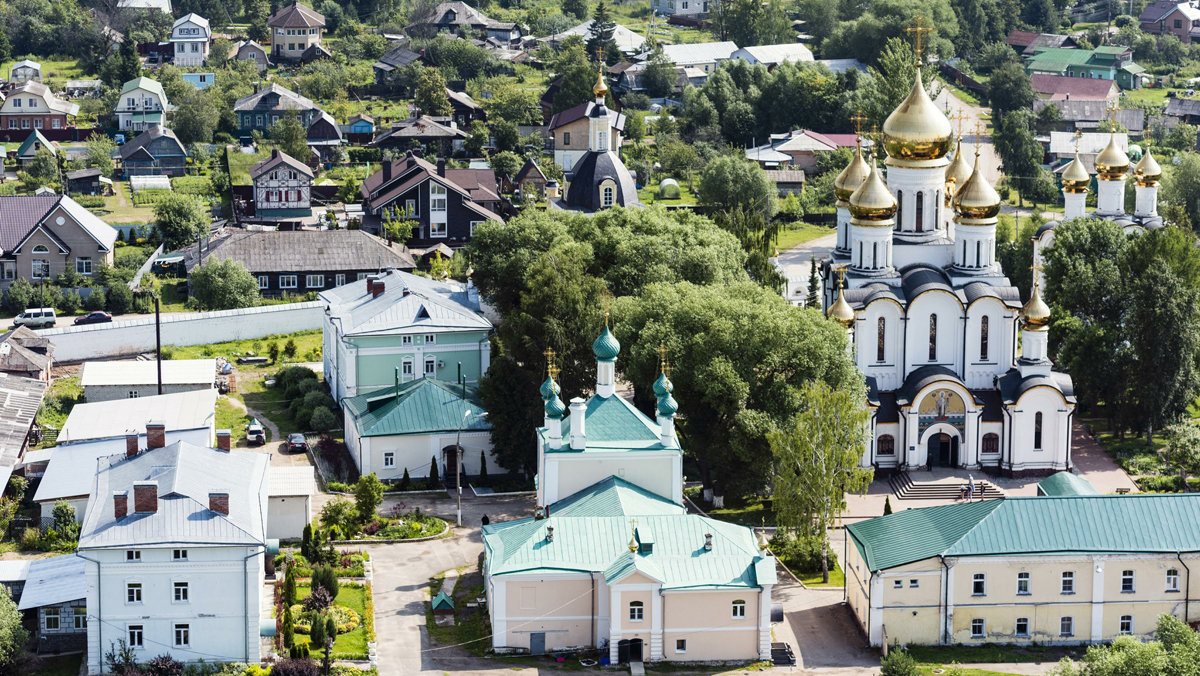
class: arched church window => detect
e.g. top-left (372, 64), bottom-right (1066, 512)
top-left (872, 242), bottom-right (878, 269)
top-left (877, 435), bottom-right (895, 455)
top-left (928, 314), bottom-right (938, 362)
top-left (896, 192), bottom-right (903, 230)
top-left (1034, 412), bottom-right (1043, 450)
top-left (915, 192), bottom-right (924, 232)
top-left (983, 433), bottom-right (999, 454)
top-left (876, 318), bottom-right (886, 363)
top-left (858, 242), bottom-right (863, 267)
top-left (962, 240), bottom-right (967, 264)
top-left (976, 241), bottom-right (982, 268)
top-left (980, 316), bottom-right (990, 361)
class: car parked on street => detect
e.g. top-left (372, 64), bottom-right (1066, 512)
top-left (73, 311), bottom-right (113, 326)
top-left (13, 308), bottom-right (56, 329)
top-left (246, 419), bottom-right (266, 446)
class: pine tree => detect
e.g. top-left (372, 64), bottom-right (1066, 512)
top-left (586, 0), bottom-right (617, 63)
top-left (883, 496), bottom-right (893, 516)
top-left (428, 456), bottom-right (440, 488)
top-left (281, 604), bottom-right (295, 648)
top-left (301, 523), bottom-right (314, 560)
top-left (283, 563), bottom-right (297, 607)
top-left (400, 467), bottom-right (411, 491)
top-left (806, 255), bottom-right (820, 308)
top-left (479, 451), bottom-right (488, 482)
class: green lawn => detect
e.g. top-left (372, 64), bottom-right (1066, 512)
top-left (216, 396), bottom-right (251, 443)
top-left (35, 376), bottom-right (83, 440)
top-left (776, 222), bottom-right (834, 251)
top-left (1121, 87), bottom-right (1172, 107)
top-left (27, 653), bottom-right (84, 676)
top-left (940, 79), bottom-right (983, 108)
top-left (906, 643), bottom-right (1074, 665)
top-left (637, 186), bottom-right (698, 206)
top-left (0, 55), bottom-right (85, 91)
top-left (227, 144), bottom-right (277, 186)
top-left (294, 583), bottom-right (370, 658)
top-left (86, 182), bottom-right (158, 224)
top-left (800, 561), bottom-right (845, 588)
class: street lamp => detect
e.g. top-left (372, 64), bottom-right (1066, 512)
top-left (456, 409), bottom-right (486, 527)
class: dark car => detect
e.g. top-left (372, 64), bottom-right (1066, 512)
top-left (287, 433), bottom-right (308, 453)
top-left (74, 311), bottom-right (113, 326)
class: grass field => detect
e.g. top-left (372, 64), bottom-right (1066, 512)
top-left (227, 143), bottom-right (276, 186)
top-left (294, 583), bottom-right (370, 658)
top-left (637, 185), bottom-right (697, 206)
top-left (0, 55), bottom-right (85, 91)
top-left (216, 396), bottom-right (252, 442)
top-left (800, 561), bottom-right (845, 588)
top-left (1121, 87), bottom-right (1173, 106)
top-left (906, 643), bottom-right (1075, 666)
top-left (776, 222), bottom-right (834, 251)
top-left (86, 182), bottom-right (158, 224)
top-left (35, 376), bottom-right (83, 436)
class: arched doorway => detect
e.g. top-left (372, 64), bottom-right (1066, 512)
top-left (617, 638), bottom-right (644, 664)
top-left (442, 445), bottom-right (460, 488)
top-left (927, 433), bottom-right (959, 467)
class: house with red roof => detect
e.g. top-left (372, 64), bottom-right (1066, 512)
top-left (1030, 74), bottom-right (1120, 104)
top-left (744, 129), bottom-right (872, 173)
top-left (1140, 1), bottom-right (1200, 43)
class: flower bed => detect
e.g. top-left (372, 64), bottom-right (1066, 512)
top-left (291, 582), bottom-right (371, 659)
top-left (290, 604), bottom-right (360, 634)
top-left (275, 550), bottom-right (368, 578)
top-left (357, 511), bottom-right (444, 540)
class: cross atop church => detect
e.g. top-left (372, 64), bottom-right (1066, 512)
top-left (657, 343), bottom-right (670, 372)
top-left (850, 110), bottom-right (867, 137)
top-left (973, 122), bottom-right (985, 157)
top-left (904, 16), bottom-right (933, 63)
top-left (1073, 128), bottom-right (1083, 154)
top-left (600, 290), bottom-right (614, 326)
top-left (1105, 101), bottom-right (1120, 129)
top-left (544, 347), bottom-right (560, 381)
top-left (949, 109), bottom-right (967, 139)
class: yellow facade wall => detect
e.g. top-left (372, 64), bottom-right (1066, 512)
top-left (500, 577), bottom-right (596, 651)
top-left (845, 540), bottom-right (870, 634)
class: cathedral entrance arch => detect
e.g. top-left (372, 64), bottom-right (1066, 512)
top-left (926, 430), bottom-right (959, 467)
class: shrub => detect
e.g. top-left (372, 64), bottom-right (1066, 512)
top-left (310, 406), bottom-right (337, 434)
top-left (354, 473), bottom-right (384, 524)
top-left (2, 278), bottom-right (33, 316)
top-left (282, 604), bottom-right (295, 648)
top-left (143, 654), bottom-right (184, 676)
top-left (302, 585), bottom-right (334, 613)
top-left (427, 456), bottom-right (439, 488)
top-left (269, 342), bottom-right (280, 363)
top-left (291, 604), bottom-right (359, 635)
top-left (880, 649), bottom-right (919, 676)
top-left (319, 497), bottom-right (359, 538)
top-left (324, 481), bottom-right (351, 493)
top-left (312, 565), bottom-right (339, 601)
top-left (283, 563), bottom-right (298, 607)
top-left (276, 366), bottom-right (318, 393)
top-left (58, 290), bottom-right (82, 315)
top-left (84, 288), bottom-right (107, 312)
top-left (106, 283), bottom-right (134, 315)
top-left (1136, 475), bottom-right (1183, 492)
top-left (7, 476), bottom-right (28, 502)
top-left (283, 338), bottom-right (297, 358)
top-left (399, 468), bottom-right (411, 491)
top-left (271, 657), bottom-right (319, 676)
top-left (768, 531), bottom-right (837, 574)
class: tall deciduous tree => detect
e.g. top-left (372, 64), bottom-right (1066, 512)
top-left (563, 0), bottom-right (588, 20)
top-left (189, 259), bottom-right (260, 310)
top-left (268, 113), bottom-right (312, 164)
top-left (0, 586), bottom-right (27, 671)
top-left (987, 61), bottom-right (1035, 122)
top-left (768, 379), bottom-right (871, 582)
top-left (992, 109), bottom-right (1044, 203)
top-left (643, 48), bottom-right (677, 98)
top-left (414, 67), bottom-right (452, 117)
top-left (155, 194), bottom-right (208, 251)
top-left (1164, 420), bottom-right (1200, 490)
top-left (697, 155), bottom-right (778, 218)
top-left (173, 88), bottom-right (221, 144)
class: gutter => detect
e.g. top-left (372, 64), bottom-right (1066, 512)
top-left (589, 571), bottom-right (596, 648)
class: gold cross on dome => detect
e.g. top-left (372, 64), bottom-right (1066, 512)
top-left (904, 16), bottom-right (933, 62)
top-left (1073, 128), bottom-right (1083, 153)
top-left (850, 110), bottom-right (867, 137)
top-left (1105, 101), bottom-right (1119, 128)
top-left (663, 359), bottom-right (673, 378)
top-left (600, 290), bottom-right (614, 326)
top-left (543, 347), bottom-right (558, 379)
top-left (834, 264), bottom-right (848, 286)
top-left (973, 122), bottom-right (985, 155)
top-left (657, 343), bottom-right (669, 370)
top-left (949, 109), bottom-right (967, 138)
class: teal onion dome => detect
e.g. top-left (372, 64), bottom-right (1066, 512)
top-left (593, 326), bottom-right (621, 362)
top-left (539, 375), bottom-right (559, 401)
top-left (545, 393), bottom-right (566, 419)
top-left (652, 372), bottom-right (672, 397)
top-left (656, 393), bottom-right (678, 417)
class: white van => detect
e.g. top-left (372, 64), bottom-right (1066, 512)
top-left (13, 308), bottom-right (57, 329)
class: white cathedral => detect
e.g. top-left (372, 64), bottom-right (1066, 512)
top-left (817, 64), bottom-right (1159, 477)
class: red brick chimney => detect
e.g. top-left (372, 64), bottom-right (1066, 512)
top-left (372, 278), bottom-right (386, 298)
top-left (146, 421), bottom-right (166, 449)
top-left (209, 492), bottom-right (229, 516)
top-left (133, 481), bottom-right (158, 513)
top-left (113, 491), bottom-right (128, 519)
top-left (125, 431), bottom-right (140, 458)
top-left (215, 429), bottom-right (231, 452)
top-left (366, 277), bottom-right (375, 295)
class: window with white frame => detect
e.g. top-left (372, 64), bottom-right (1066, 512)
top-left (335, 274), bottom-right (345, 287)
top-left (306, 274), bottom-right (324, 288)
top-left (126, 550), bottom-right (140, 562)
top-left (970, 618), bottom-right (985, 638)
top-left (909, 579), bottom-right (919, 588)
top-left (1168, 568), bottom-right (1181, 592)
top-left (128, 624), bottom-right (144, 648)
top-left (1060, 616), bottom-right (1074, 636)
top-left (73, 607), bottom-right (86, 629)
top-left (731, 599), bottom-right (746, 619)
top-left (1119, 615), bottom-right (1133, 634)
top-left (173, 549), bottom-right (187, 561)
top-left (76, 257), bottom-right (92, 275)
top-left (675, 639), bottom-right (686, 653)
top-left (405, 199), bottom-right (416, 217)
top-left (424, 334), bottom-right (436, 344)
top-left (430, 220), bottom-right (448, 237)
top-left (401, 335), bottom-right (413, 345)
top-left (1017, 572), bottom-right (1030, 595)
top-left (893, 580), bottom-right (902, 589)
top-left (45, 607), bottom-right (59, 630)
top-left (972, 573), bottom-right (986, 596)
top-left (174, 623), bottom-right (190, 647)
top-left (32, 259), bottom-right (49, 279)
top-left (126, 583), bottom-right (142, 604)
top-left (402, 359), bottom-right (413, 377)
top-left (384, 452), bottom-right (395, 468)
top-left (173, 582), bottom-right (189, 602)
top-left (1015, 617), bottom-right (1029, 636)
top-left (1061, 571), bottom-right (1075, 594)
top-left (470, 220), bottom-right (482, 236)
top-left (424, 357), bottom-right (436, 376)
top-left (1121, 570), bottom-right (1135, 593)
top-left (602, 185), bottom-right (614, 208)
top-left (431, 183), bottom-right (447, 212)
top-left (629, 601), bottom-right (644, 622)
top-left (279, 275), bottom-right (298, 289)
top-left (258, 275), bottom-right (269, 290)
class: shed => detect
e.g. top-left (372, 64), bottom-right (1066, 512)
top-left (18, 554), bottom-right (87, 653)
top-left (267, 465), bottom-right (316, 539)
top-left (1036, 471), bottom-right (1100, 496)
top-left (432, 590), bottom-right (455, 614)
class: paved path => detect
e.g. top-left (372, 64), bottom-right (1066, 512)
top-left (776, 232), bottom-right (836, 304)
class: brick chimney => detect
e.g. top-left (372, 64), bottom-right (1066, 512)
top-left (215, 429), bottom-right (231, 452)
top-left (133, 481), bottom-right (158, 513)
top-left (209, 492), bottom-right (229, 516)
top-left (437, 158), bottom-right (446, 177)
top-left (146, 421), bottom-right (166, 449)
top-left (366, 277), bottom-right (375, 295)
top-left (372, 277), bottom-right (386, 298)
top-left (113, 490), bottom-right (128, 519)
top-left (125, 431), bottom-right (140, 458)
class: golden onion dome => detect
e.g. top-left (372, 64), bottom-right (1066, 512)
top-left (848, 162), bottom-right (897, 224)
top-left (1095, 132), bottom-right (1130, 180)
top-left (1061, 151), bottom-right (1091, 194)
top-left (1134, 148), bottom-right (1162, 186)
top-left (593, 68), bottom-right (608, 97)
top-left (826, 278), bottom-right (856, 328)
top-left (952, 152), bottom-right (1001, 220)
top-left (944, 137), bottom-right (973, 196)
top-left (883, 68), bottom-right (953, 163)
top-left (1020, 279), bottom-right (1051, 331)
top-left (834, 140), bottom-right (871, 202)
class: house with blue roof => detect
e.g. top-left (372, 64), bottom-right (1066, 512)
top-left (845, 493), bottom-right (1200, 648)
top-left (481, 327), bottom-right (776, 664)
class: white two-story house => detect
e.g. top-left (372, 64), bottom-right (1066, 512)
top-left (171, 13), bottom-right (211, 67)
top-left (114, 77), bottom-right (174, 132)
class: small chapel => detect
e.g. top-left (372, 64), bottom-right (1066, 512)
top-left (550, 68), bottom-right (641, 212)
top-left (821, 46), bottom-right (1083, 477)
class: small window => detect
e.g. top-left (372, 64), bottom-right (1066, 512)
top-left (1121, 570), bottom-right (1135, 593)
top-left (1061, 571), bottom-right (1075, 594)
top-left (126, 583), bottom-right (142, 604)
top-left (1119, 615), bottom-right (1133, 635)
top-left (909, 579), bottom-right (919, 588)
top-left (306, 274), bottom-right (325, 288)
top-left (402, 360), bottom-right (413, 377)
top-left (173, 582), bottom-right (189, 602)
top-left (675, 639), bottom-right (686, 653)
top-left (1167, 569), bottom-right (1180, 592)
top-left (126, 550), bottom-right (140, 562)
top-left (1017, 572), bottom-right (1030, 595)
top-left (279, 275), bottom-right (298, 289)
top-left (563, 132), bottom-right (571, 146)
top-left (73, 607), bottom-right (86, 629)
top-left (335, 274), bottom-right (345, 287)
top-left (877, 435), bottom-right (895, 456)
top-left (45, 607), bottom-right (60, 630)
top-left (928, 314), bottom-right (938, 361)
top-left (257, 275), bottom-right (269, 290)
top-left (876, 317), bottom-right (886, 362)
top-left (76, 257), bottom-right (93, 275)
top-left (128, 624), bottom-right (144, 648)
top-left (1060, 616), bottom-right (1074, 637)
top-left (602, 185), bottom-right (615, 208)
top-left (629, 601), bottom-right (644, 622)
top-left (384, 452), bottom-right (395, 468)
top-left (401, 336), bottom-right (413, 345)
top-left (970, 618), bottom-right (985, 638)
top-left (972, 573), bottom-right (986, 596)
top-left (893, 580), bottom-right (902, 589)
top-left (1034, 412), bottom-right (1044, 450)
top-left (424, 357), bottom-right (436, 376)
top-left (1015, 617), bottom-right (1029, 637)
top-left (173, 549), bottom-right (187, 561)
top-left (983, 433), bottom-right (999, 454)
top-left (174, 623), bottom-right (190, 647)
top-left (425, 334), bottom-right (436, 344)
top-left (732, 599), bottom-right (746, 618)
top-left (32, 245), bottom-right (49, 254)
top-left (980, 316), bottom-right (989, 360)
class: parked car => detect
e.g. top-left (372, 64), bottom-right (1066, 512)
top-left (13, 307), bottom-right (56, 329)
top-left (287, 433), bottom-right (308, 453)
top-left (73, 311), bottom-right (113, 326)
top-left (246, 419), bottom-right (266, 446)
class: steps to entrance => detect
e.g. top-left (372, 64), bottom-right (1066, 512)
top-left (888, 471), bottom-right (1005, 501)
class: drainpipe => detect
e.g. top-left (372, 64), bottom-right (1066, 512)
top-left (1178, 552), bottom-right (1191, 623)
top-left (590, 572), bottom-right (596, 648)
top-left (75, 553), bottom-right (101, 672)
top-left (940, 555), bottom-right (950, 645)
top-left (244, 545), bottom-right (265, 663)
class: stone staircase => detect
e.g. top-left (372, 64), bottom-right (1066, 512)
top-left (887, 471), bottom-right (1005, 500)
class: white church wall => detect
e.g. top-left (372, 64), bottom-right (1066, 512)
top-left (893, 241), bottom-right (954, 270)
top-left (545, 454), bottom-right (677, 504)
top-left (979, 421), bottom-right (1004, 467)
top-left (857, 300), bottom-right (905, 392)
top-left (873, 422), bottom-right (902, 468)
top-left (904, 292), bottom-right (964, 376)
top-left (1006, 388), bottom-right (1072, 475)
top-left (963, 298), bottom-right (1016, 389)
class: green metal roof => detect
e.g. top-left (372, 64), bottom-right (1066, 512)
top-left (541, 393), bottom-right (666, 453)
top-left (431, 590), bottom-right (454, 610)
top-left (1036, 472), bottom-right (1099, 497)
top-left (849, 494), bottom-right (1200, 573)
top-left (120, 76), bottom-right (168, 99)
top-left (1121, 63), bottom-right (1146, 74)
top-left (343, 378), bottom-right (490, 437)
top-left (483, 478), bottom-right (775, 590)
top-left (16, 130), bottom-right (52, 158)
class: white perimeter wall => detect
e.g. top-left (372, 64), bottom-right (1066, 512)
top-left (39, 302), bottom-right (324, 362)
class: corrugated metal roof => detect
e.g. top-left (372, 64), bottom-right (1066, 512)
top-left (268, 465), bottom-right (316, 497)
top-left (550, 476), bottom-right (685, 517)
top-left (320, 270), bottom-right (491, 337)
top-left (846, 499), bottom-right (1002, 572)
top-left (0, 373), bottom-right (46, 484)
top-left (484, 479), bottom-right (774, 589)
top-left (344, 379), bottom-right (490, 437)
top-left (1037, 472), bottom-right (1099, 496)
top-left (80, 359), bottom-right (215, 387)
top-left (17, 555), bottom-right (85, 610)
top-left (0, 560), bottom-right (29, 583)
top-left (78, 442), bottom-right (268, 549)
top-left (59, 389), bottom-right (216, 444)
top-left (33, 438), bottom-right (127, 503)
top-left (542, 393), bottom-right (666, 453)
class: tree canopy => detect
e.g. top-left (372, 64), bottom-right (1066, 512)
top-left (189, 259), bottom-right (260, 311)
top-left (154, 194), bottom-right (208, 251)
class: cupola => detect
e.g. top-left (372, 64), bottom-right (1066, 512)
top-left (848, 162), bottom-right (897, 224)
top-left (882, 69), bottom-right (953, 163)
top-left (952, 151), bottom-right (1000, 220)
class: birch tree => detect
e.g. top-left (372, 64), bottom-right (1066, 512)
top-left (768, 379), bottom-right (871, 582)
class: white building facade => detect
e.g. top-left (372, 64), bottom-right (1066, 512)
top-left (170, 13), bottom-right (211, 67)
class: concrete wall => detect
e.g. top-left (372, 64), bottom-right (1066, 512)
top-left (39, 301), bottom-right (323, 362)
top-left (267, 495), bottom-right (310, 540)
